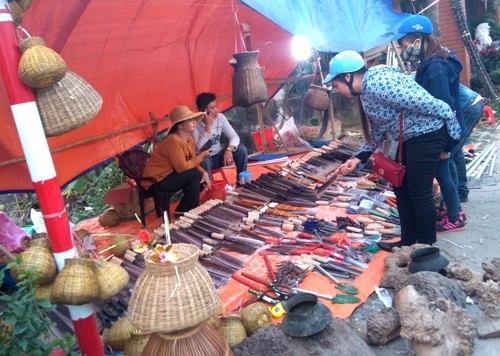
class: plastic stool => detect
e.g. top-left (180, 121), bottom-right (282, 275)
top-left (481, 105), bottom-right (496, 125)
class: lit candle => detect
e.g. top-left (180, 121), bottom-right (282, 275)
top-left (164, 211), bottom-right (171, 245)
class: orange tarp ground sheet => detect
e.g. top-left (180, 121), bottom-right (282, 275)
top-left (77, 162), bottom-right (391, 321)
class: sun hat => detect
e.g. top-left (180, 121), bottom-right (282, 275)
top-left (281, 293), bottom-right (332, 337)
top-left (322, 50), bottom-right (365, 85)
top-left (408, 247), bottom-right (449, 274)
top-left (165, 106), bottom-right (204, 135)
top-left (392, 14), bottom-right (434, 42)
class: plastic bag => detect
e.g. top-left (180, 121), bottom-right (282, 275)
top-left (279, 116), bottom-right (313, 148)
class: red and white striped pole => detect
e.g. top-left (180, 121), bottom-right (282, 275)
top-left (0, 3), bottom-right (103, 355)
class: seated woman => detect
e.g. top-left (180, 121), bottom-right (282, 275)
top-left (142, 106), bottom-right (211, 214)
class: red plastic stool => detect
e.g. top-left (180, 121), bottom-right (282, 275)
top-left (481, 105), bottom-right (496, 125)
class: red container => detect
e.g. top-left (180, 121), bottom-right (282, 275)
top-left (200, 179), bottom-right (227, 204)
top-left (251, 127), bottom-right (276, 151)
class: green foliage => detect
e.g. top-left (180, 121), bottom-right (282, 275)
top-left (66, 161), bottom-right (124, 224)
top-left (490, 70), bottom-right (500, 85)
top-left (0, 260), bottom-right (76, 355)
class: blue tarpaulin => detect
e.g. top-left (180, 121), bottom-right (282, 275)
top-left (240, 0), bottom-right (410, 53)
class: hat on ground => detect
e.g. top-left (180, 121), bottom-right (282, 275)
top-left (281, 293), bottom-right (332, 337)
top-left (408, 247), bottom-right (449, 274)
top-left (166, 106), bottom-right (204, 135)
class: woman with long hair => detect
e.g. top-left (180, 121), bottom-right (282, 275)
top-left (394, 14), bottom-right (467, 233)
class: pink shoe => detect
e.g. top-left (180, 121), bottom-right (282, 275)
top-left (436, 215), bottom-right (465, 233)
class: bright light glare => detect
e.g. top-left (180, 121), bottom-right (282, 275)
top-left (291, 35), bottom-right (312, 61)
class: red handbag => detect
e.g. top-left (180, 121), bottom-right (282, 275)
top-left (372, 110), bottom-right (406, 188)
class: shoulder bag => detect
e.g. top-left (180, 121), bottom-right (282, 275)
top-left (372, 109), bottom-right (406, 188)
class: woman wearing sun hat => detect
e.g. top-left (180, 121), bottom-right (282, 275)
top-left (142, 106), bottom-right (212, 213)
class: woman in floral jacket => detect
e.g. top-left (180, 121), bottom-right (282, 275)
top-left (322, 50), bottom-right (461, 251)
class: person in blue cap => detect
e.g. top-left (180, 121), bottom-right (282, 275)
top-left (393, 14), bottom-right (470, 233)
top-left (323, 50), bottom-right (461, 251)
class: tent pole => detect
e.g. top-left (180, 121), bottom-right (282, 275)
top-left (0, 3), bottom-right (104, 355)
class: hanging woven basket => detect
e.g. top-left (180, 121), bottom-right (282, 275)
top-left (103, 317), bottom-right (135, 351)
top-left (304, 84), bottom-right (330, 111)
top-left (9, 237), bottom-right (57, 285)
top-left (18, 36), bottom-right (67, 88)
top-left (128, 243), bottom-right (221, 333)
top-left (92, 259), bottom-right (129, 300)
top-left (50, 258), bottom-right (99, 305)
top-left (231, 51), bottom-right (268, 107)
top-left (35, 70), bottom-right (103, 137)
top-left (123, 329), bottom-right (151, 356)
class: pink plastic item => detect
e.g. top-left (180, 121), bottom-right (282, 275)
top-left (481, 105), bottom-right (496, 125)
top-left (0, 212), bottom-right (30, 254)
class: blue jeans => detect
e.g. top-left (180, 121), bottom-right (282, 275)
top-left (201, 143), bottom-right (248, 179)
top-left (451, 99), bottom-right (484, 199)
top-left (436, 157), bottom-right (461, 220)
top-left (393, 126), bottom-right (447, 245)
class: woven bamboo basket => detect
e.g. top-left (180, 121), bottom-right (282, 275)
top-left (92, 259), bottom-right (129, 300)
top-left (98, 208), bottom-right (121, 227)
top-left (240, 302), bottom-right (272, 336)
top-left (50, 258), bottom-right (99, 305)
top-left (142, 324), bottom-right (233, 356)
top-left (34, 283), bottom-right (53, 302)
top-left (304, 84), bottom-right (330, 111)
top-left (35, 70), bottom-right (103, 137)
top-left (9, 238), bottom-right (57, 285)
top-left (18, 36), bottom-right (67, 88)
top-left (108, 235), bottom-right (131, 257)
top-left (231, 51), bottom-right (268, 107)
top-left (128, 243), bottom-right (221, 333)
top-left (217, 314), bottom-right (247, 348)
top-left (122, 329), bottom-right (150, 356)
top-left (103, 317), bottom-right (134, 351)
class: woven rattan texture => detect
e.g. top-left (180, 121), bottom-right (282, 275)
top-left (142, 324), bottom-right (233, 356)
top-left (35, 71), bottom-right (102, 136)
top-left (304, 84), bottom-right (330, 111)
top-left (93, 260), bottom-right (129, 300)
top-left (128, 243), bottom-right (221, 333)
top-left (231, 51), bottom-right (268, 107)
top-left (10, 242), bottom-right (57, 285)
top-left (51, 258), bottom-right (99, 305)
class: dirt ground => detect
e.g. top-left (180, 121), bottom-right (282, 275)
top-left (234, 122), bottom-right (500, 356)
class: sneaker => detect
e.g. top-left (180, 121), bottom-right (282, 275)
top-left (460, 196), bottom-right (468, 203)
top-left (437, 210), bottom-right (467, 224)
top-left (436, 216), bottom-right (465, 234)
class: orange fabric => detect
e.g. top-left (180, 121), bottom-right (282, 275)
top-left (78, 159), bottom-right (391, 320)
top-left (142, 134), bottom-right (205, 190)
top-left (0, 0), bottom-right (298, 192)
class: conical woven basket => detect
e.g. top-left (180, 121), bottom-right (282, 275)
top-left (231, 51), bottom-right (268, 107)
top-left (50, 258), bottom-right (99, 305)
top-left (9, 239), bottom-right (57, 285)
top-left (18, 36), bottom-right (67, 88)
top-left (92, 259), bottom-right (129, 300)
top-left (35, 70), bottom-right (103, 137)
top-left (128, 243), bottom-right (221, 333)
top-left (304, 84), bottom-right (330, 111)
top-left (142, 324), bottom-right (233, 356)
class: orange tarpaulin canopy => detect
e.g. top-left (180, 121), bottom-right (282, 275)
top-left (0, 0), bottom-right (297, 192)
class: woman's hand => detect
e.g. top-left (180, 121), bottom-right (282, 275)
top-left (439, 151), bottom-right (451, 160)
top-left (224, 149), bottom-right (234, 166)
top-left (338, 157), bottom-right (361, 176)
top-left (201, 172), bottom-right (211, 189)
top-left (199, 149), bottom-right (212, 160)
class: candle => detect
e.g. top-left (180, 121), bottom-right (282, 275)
top-left (164, 211), bottom-right (171, 245)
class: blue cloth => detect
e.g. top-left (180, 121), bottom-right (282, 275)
top-left (201, 143), bottom-right (248, 178)
top-left (355, 65), bottom-right (460, 161)
top-left (414, 53), bottom-right (464, 151)
top-left (240, 0), bottom-right (411, 52)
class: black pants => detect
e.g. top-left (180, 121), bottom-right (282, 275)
top-left (393, 126), bottom-right (447, 245)
top-left (156, 168), bottom-right (202, 213)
